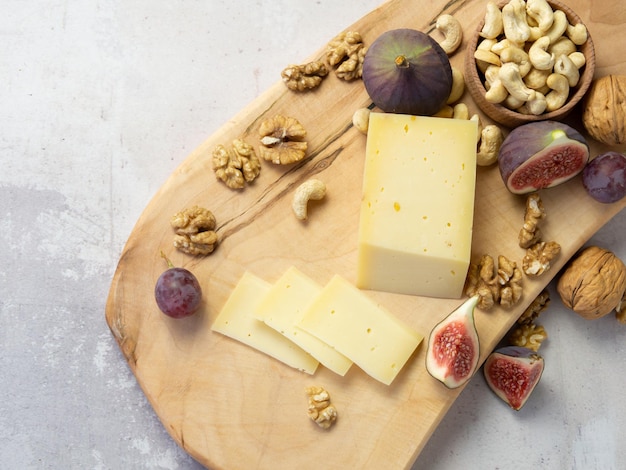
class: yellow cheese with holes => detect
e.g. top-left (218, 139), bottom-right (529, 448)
top-left (255, 266), bottom-right (353, 376)
top-left (297, 274), bottom-right (423, 385)
top-left (211, 271), bottom-right (319, 374)
top-left (356, 113), bottom-right (478, 299)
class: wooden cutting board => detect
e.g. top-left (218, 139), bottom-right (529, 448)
top-left (105, 0), bottom-right (626, 468)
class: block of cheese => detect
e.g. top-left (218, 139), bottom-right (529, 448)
top-left (211, 271), bottom-right (319, 374)
top-left (356, 112), bottom-right (478, 299)
top-left (255, 267), bottom-right (353, 376)
top-left (297, 274), bottom-right (423, 385)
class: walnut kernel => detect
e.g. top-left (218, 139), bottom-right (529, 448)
top-left (212, 139), bottom-right (261, 189)
top-left (508, 322), bottom-right (548, 352)
top-left (326, 31), bottom-right (367, 80)
top-left (258, 115), bottom-right (308, 164)
top-left (518, 289), bottom-right (550, 325)
top-left (465, 254), bottom-right (523, 310)
top-left (519, 193), bottom-right (546, 249)
top-left (281, 61), bottom-right (328, 91)
top-left (305, 386), bottom-right (337, 429)
top-left (523, 241), bottom-right (561, 276)
top-left (170, 206), bottom-right (218, 256)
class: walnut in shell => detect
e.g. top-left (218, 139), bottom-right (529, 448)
top-left (557, 246), bottom-right (626, 320)
top-left (582, 75), bottom-right (626, 146)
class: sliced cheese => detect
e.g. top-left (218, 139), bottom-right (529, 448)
top-left (297, 274), bottom-right (423, 385)
top-left (356, 112), bottom-right (478, 299)
top-left (211, 271), bottom-right (319, 374)
top-left (255, 266), bottom-right (353, 376)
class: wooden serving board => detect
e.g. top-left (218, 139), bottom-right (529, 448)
top-left (106, 0), bottom-right (626, 468)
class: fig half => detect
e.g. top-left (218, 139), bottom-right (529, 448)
top-left (498, 121), bottom-right (589, 194)
top-left (426, 295), bottom-right (480, 389)
top-left (483, 346), bottom-right (544, 411)
top-left (362, 28), bottom-right (452, 116)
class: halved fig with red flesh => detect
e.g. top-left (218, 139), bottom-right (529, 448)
top-left (426, 295), bottom-right (480, 389)
top-left (483, 346), bottom-right (544, 411)
top-left (498, 121), bottom-right (589, 194)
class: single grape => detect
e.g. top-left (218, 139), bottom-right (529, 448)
top-left (155, 253), bottom-right (202, 318)
top-left (582, 151), bottom-right (626, 203)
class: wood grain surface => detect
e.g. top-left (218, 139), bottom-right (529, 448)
top-left (105, 0), bottom-right (626, 468)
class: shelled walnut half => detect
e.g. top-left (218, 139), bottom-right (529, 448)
top-left (523, 241), bottom-right (561, 276)
top-left (508, 322), bottom-right (548, 352)
top-left (281, 61), bottom-right (328, 91)
top-left (170, 206), bottom-right (218, 256)
top-left (519, 193), bottom-right (546, 249)
top-left (212, 138), bottom-right (261, 189)
top-left (326, 31), bottom-right (367, 80)
top-left (465, 254), bottom-right (523, 310)
top-left (517, 289), bottom-right (550, 325)
top-left (305, 386), bottom-right (337, 429)
top-left (258, 115), bottom-right (308, 164)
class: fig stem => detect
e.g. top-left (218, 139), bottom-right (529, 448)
top-left (395, 55), bottom-right (409, 68)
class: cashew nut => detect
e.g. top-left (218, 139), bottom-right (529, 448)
top-left (545, 9), bottom-right (568, 44)
top-left (476, 124), bottom-right (504, 166)
top-left (566, 23), bottom-right (588, 45)
top-left (352, 107), bottom-right (371, 134)
top-left (525, 90), bottom-right (548, 115)
top-left (470, 114), bottom-right (483, 143)
top-left (502, 0), bottom-right (531, 45)
top-left (503, 93), bottom-right (527, 110)
top-left (435, 14), bottom-right (463, 55)
top-left (491, 38), bottom-right (515, 56)
top-left (526, 0), bottom-right (554, 33)
top-left (528, 36), bottom-right (555, 70)
top-left (453, 102), bottom-right (470, 120)
top-left (485, 79), bottom-right (509, 104)
top-left (524, 67), bottom-right (551, 90)
top-left (500, 45), bottom-right (531, 77)
top-left (484, 65), bottom-right (501, 88)
top-left (568, 51), bottom-right (586, 69)
top-left (499, 62), bottom-right (535, 102)
top-left (554, 54), bottom-right (580, 87)
top-left (447, 67), bottom-right (465, 104)
top-left (480, 1), bottom-right (504, 39)
top-left (292, 179), bottom-right (326, 220)
top-left (545, 73), bottom-right (570, 111)
top-left (549, 36), bottom-right (577, 57)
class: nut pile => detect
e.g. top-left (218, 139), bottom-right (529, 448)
top-left (475, 0), bottom-right (588, 115)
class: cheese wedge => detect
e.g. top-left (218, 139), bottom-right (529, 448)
top-left (211, 271), bottom-right (319, 374)
top-left (255, 267), bottom-right (353, 376)
top-left (297, 274), bottom-right (423, 385)
top-left (356, 112), bottom-right (478, 299)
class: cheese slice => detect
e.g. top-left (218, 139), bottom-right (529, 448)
top-left (255, 266), bottom-right (353, 376)
top-left (356, 112), bottom-right (478, 299)
top-left (211, 271), bottom-right (319, 374)
top-left (297, 274), bottom-right (423, 385)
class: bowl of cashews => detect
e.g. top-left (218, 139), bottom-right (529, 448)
top-left (464, 0), bottom-right (595, 128)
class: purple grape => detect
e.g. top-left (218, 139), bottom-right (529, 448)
top-left (155, 261), bottom-right (202, 318)
top-left (582, 151), bottom-right (626, 203)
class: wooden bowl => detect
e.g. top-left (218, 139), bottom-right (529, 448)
top-left (464, 0), bottom-right (596, 128)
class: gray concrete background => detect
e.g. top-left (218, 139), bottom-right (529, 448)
top-left (1, 1), bottom-right (625, 469)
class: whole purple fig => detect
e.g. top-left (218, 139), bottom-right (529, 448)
top-left (498, 121), bottom-right (589, 194)
top-left (362, 28), bottom-right (452, 116)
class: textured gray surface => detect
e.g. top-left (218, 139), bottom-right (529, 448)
top-left (1, 1), bottom-right (625, 469)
